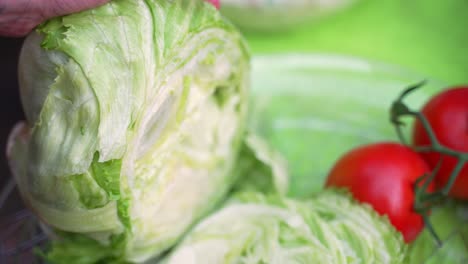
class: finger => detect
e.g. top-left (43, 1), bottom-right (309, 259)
top-left (0, 0), bottom-right (42, 37)
top-left (0, 0), bottom-right (109, 37)
top-left (43, 0), bottom-right (110, 20)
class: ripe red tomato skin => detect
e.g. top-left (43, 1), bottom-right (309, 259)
top-left (325, 142), bottom-right (432, 243)
top-left (412, 87), bottom-right (468, 199)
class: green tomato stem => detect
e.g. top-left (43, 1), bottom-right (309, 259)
top-left (423, 213), bottom-right (442, 247)
top-left (442, 158), bottom-right (467, 195)
top-left (413, 111), bottom-right (442, 147)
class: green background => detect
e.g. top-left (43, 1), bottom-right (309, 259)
top-left (239, 3), bottom-right (468, 261)
top-left (242, 0), bottom-right (468, 84)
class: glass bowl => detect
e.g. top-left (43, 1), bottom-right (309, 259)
top-left (220, 0), bottom-right (359, 32)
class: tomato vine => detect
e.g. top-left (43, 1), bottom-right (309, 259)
top-left (390, 81), bottom-right (468, 246)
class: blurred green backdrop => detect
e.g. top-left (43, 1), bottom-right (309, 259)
top-left (242, 0), bottom-right (468, 84)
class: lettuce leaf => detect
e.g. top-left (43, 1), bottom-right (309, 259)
top-left (8, 0), bottom-right (250, 262)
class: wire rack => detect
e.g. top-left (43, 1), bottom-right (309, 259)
top-left (0, 179), bottom-right (47, 264)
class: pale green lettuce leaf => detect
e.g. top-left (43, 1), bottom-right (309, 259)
top-left (232, 132), bottom-right (289, 195)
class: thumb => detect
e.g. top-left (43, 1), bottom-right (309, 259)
top-left (0, 0), bottom-right (109, 37)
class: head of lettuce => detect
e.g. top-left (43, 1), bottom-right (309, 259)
top-left (6, 0), bottom-right (250, 262)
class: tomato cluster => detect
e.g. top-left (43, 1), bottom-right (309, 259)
top-left (412, 87), bottom-right (468, 200)
top-left (325, 85), bottom-right (468, 243)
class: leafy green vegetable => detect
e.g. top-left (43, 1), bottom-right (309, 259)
top-left (37, 232), bottom-right (129, 264)
top-left (232, 132), bottom-right (289, 195)
top-left (408, 201), bottom-right (468, 264)
top-left (163, 190), bottom-right (407, 264)
top-left (7, 0), bottom-right (250, 262)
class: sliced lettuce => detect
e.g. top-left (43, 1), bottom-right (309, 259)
top-left (163, 190), bottom-right (407, 264)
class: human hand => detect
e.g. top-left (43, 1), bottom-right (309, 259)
top-left (0, 0), bottom-right (110, 37)
top-left (0, 0), bottom-right (220, 38)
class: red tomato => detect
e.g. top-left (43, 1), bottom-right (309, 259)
top-left (412, 86), bottom-right (468, 200)
top-left (325, 142), bottom-right (432, 243)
